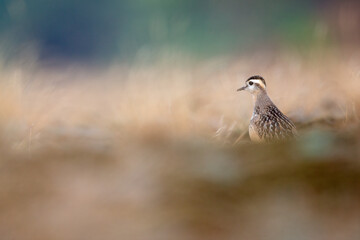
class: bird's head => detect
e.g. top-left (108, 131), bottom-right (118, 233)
top-left (237, 75), bottom-right (267, 94)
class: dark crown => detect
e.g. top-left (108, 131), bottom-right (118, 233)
top-left (246, 75), bottom-right (266, 86)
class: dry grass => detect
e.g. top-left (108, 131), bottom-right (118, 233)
top-left (0, 51), bottom-right (360, 239)
top-left (2, 52), bottom-right (359, 143)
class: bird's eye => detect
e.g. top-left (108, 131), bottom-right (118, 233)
top-left (249, 81), bottom-right (253, 86)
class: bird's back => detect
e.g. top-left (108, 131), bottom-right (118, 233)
top-left (250, 103), bottom-right (297, 142)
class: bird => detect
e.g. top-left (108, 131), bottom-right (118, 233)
top-left (237, 75), bottom-right (297, 142)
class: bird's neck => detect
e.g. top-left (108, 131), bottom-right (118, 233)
top-left (253, 90), bottom-right (273, 112)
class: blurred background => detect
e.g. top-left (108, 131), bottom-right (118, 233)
top-left (0, 0), bottom-right (360, 240)
top-left (0, 0), bottom-right (359, 62)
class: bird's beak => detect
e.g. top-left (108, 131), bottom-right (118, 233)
top-left (237, 86), bottom-right (247, 91)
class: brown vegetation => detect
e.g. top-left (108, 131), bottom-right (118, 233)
top-left (0, 51), bottom-right (359, 239)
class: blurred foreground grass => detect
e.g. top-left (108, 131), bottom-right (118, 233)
top-left (0, 52), bottom-right (360, 239)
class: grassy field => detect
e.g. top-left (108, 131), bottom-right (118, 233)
top-left (0, 51), bottom-right (359, 239)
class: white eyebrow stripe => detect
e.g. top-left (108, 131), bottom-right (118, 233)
top-left (249, 79), bottom-right (266, 88)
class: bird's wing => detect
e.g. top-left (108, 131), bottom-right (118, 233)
top-left (257, 105), bottom-right (297, 141)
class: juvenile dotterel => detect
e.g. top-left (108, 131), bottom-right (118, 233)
top-left (237, 75), bottom-right (297, 142)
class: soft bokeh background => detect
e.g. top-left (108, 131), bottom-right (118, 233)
top-left (0, 0), bottom-right (360, 239)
